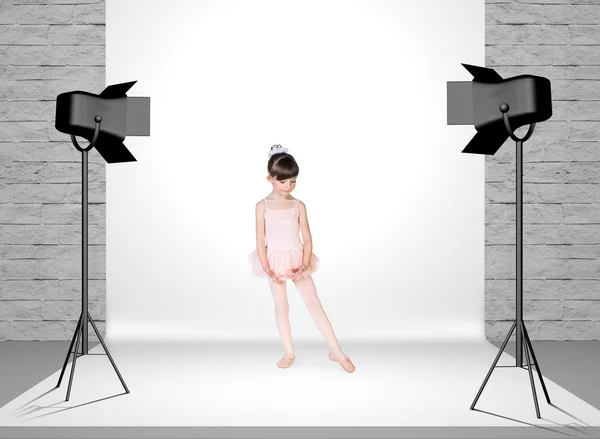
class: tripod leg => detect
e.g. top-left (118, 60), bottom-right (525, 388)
top-left (471, 320), bottom-right (517, 410)
top-left (65, 318), bottom-right (82, 401)
top-left (88, 312), bottom-right (130, 394)
top-left (56, 314), bottom-right (82, 388)
top-left (521, 320), bottom-right (541, 419)
top-left (522, 321), bottom-right (551, 404)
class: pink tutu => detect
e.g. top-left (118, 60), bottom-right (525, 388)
top-left (248, 248), bottom-right (320, 281)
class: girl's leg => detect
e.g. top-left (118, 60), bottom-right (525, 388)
top-left (292, 275), bottom-right (345, 359)
top-left (269, 278), bottom-right (295, 359)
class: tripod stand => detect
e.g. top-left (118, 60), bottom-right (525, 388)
top-left (470, 103), bottom-right (552, 418)
top-left (55, 117), bottom-right (130, 401)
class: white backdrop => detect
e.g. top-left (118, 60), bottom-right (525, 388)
top-left (105, 0), bottom-right (485, 342)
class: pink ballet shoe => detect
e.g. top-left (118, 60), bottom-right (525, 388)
top-left (277, 355), bottom-right (295, 368)
top-left (328, 352), bottom-right (355, 373)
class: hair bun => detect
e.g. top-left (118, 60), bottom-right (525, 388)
top-left (268, 144), bottom-right (289, 158)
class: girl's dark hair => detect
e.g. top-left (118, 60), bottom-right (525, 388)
top-left (267, 152), bottom-right (299, 181)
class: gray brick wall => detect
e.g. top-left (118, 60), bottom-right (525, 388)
top-left (485, 0), bottom-right (600, 340)
top-left (0, 0), bottom-right (106, 341)
top-left (1, 0), bottom-right (599, 341)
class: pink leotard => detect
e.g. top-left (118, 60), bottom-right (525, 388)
top-left (248, 198), bottom-right (321, 281)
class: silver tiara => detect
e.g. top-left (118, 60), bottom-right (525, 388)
top-left (268, 144), bottom-right (289, 158)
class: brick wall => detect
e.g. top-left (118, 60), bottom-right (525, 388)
top-left (0, 0), bottom-right (106, 341)
top-left (1, 0), bottom-right (599, 341)
top-left (484, 0), bottom-right (600, 340)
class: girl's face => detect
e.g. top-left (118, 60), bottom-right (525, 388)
top-left (268, 175), bottom-right (297, 196)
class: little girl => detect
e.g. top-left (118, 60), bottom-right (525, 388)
top-left (248, 144), bottom-right (355, 373)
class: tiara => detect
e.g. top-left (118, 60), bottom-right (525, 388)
top-left (268, 144), bottom-right (288, 158)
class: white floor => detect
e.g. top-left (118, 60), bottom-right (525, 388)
top-left (1, 339), bottom-right (599, 428)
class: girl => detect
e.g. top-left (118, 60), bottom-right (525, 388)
top-left (248, 144), bottom-right (356, 373)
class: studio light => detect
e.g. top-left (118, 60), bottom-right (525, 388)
top-left (53, 80), bottom-right (151, 401)
top-left (448, 64), bottom-right (553, 418)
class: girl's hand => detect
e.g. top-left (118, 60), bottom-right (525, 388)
top-left (264, 266), bottom-right (282, 284)
top-left (289, 264), bottom-right (308, 279)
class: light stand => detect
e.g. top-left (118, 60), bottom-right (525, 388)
top-left (447, 64), bottom-right (553, 418)
top-left (55, 116), bottom-right (129, 401)
top-left (469, 103), bottom-right (551, 418)
top-left (54, 80), bottom-right (150, 401)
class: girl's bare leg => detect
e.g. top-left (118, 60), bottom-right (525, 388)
top-left (269, 278), bottom-right (295, 368)
top-left (292, 275), bottom-right (355, 373)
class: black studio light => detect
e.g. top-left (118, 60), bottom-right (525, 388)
top-left (448, 64), bottom-right (553, 419)
top-left (54, 80), bottom-right (151, 401)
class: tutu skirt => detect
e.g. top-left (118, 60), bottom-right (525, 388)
top-left (248, 248), bottom-right (321, 281)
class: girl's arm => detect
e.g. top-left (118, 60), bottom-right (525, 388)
top-left (255, 201), bottom-right (269, 269)
top-left (298, 201), bottom-right (313, 267)
top-left (302, 240), bottom-right (312, 267)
